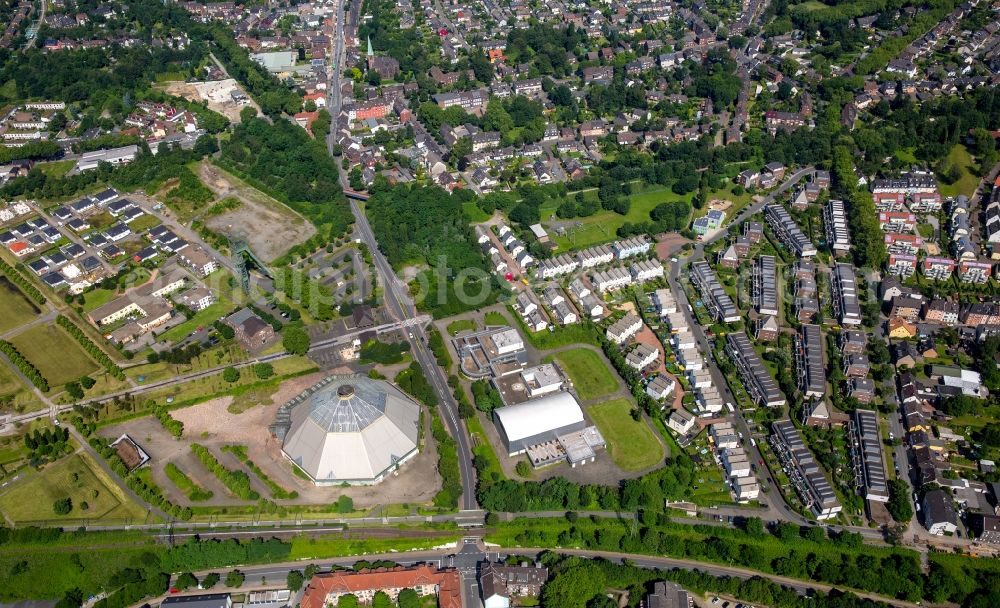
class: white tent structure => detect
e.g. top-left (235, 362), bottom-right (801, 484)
top-left (277, 376), bottom-right (420, 485)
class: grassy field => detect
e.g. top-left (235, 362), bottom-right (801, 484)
top-left (35, 159), bottom-right (75, 179)
top-left (0, 452), bottom-right (149, 524)
top-left (10, 323), bottom-right (98, 387)
top-left (546, 347), bottom-right (620, 401)
top-left (445, 318), bottom-right (477, 335)
top-left (0, 364), bottom-right (45, 416)
top-left (286, 532), bottom-right (462, 561)
top-left (139, 355), bottom-right (317, 407)
top-left (463, 201), bottom-right (491, 223)
top-left (484, 310), bottom-right (509, 326)
top-left (466, 412), bottom-right (506, 481)
top-left (939, 145), bottom-right (980, 199)
top-left (588, 398), bottom-right (664, 471)
top-left (542, 186), bottom-right (693, 250)
top-left (0, 277), bottom-right (41, 334)
top-left (157, 299), bottom-right (234, 344)
top-left (126, 213), bottom-right (162, 232)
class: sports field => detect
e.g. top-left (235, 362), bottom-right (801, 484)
top-left (10, 323), bottom-right (98, 386)
top-left (588, 398), bottom-right (664, 471)
top-left (547, 347), bottom-right (620, 401)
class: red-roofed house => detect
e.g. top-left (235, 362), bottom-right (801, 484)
top-left (300, 565), bottom-right (461, 608)
top-left (8, 242), bottom-right (30, 257)
top-left (303, 92), bottom-right (327, 108)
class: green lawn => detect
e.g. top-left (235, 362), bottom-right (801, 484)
top-left (157, 299), bottom-right (234, 344)
top-left (0, 277), bottom-right (41, 334)
top-left (446, 319), bottom-right (477, 335)
top-left (588, 398), bottom-right (664, 471)
top-left (0, 452), bottom-right (149, 524)
top-left (543, 186), bottom-right (693, 251)
top-left (0, 363), bottom-right (43, 416)
top-left (164, 462), bottom-right (213, 501)
top-left (894, 147), bottom-right (918, 164)
top-left (126, 213), bottom-right (162, 232)
top-left (35, 159), bottom-right (75, 179)
top-left (546, 347), bottom-right (620, 401)
top-left (463, 201), bottom-right (491, 223)
top-left (939, 144), bottom-right (980, 199)
top-left (10, 323), bottom-right (98, 387)
top-left (484, 310), bottom-right (509, 326)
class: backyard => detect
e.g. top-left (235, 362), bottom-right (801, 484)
top-left (545, 347), bottom-right (620, 401)
top-left (587, 398), bottom-right (664, 471)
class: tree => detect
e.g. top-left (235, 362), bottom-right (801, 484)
top-left (397, 589), bottom-right (420, 608)
top-left (53, 497), bottom-right (73, 515)
top-left (336, 595), bottom-right (359, 608)
top-left (252, 362), bottom-right (274, 379)
top-left (515, 460), bottom-right (531, 477)
top-left (222, 367), bottom-right (240, 383)
top-left (202, 573), bottom-right (220, 588)
top-left (371, 591), bottom-right (393, 608)
top-left (175, 572), bottom-right (198, 591)
top-left (225, 570), bottom-right (245, 588)
top-left (887, 479), bottom-right (914, 522)
top-left (336, 495), bottom-right (354, 513)
top-left (80, 375), bottom-right (96, 390)
top-left (65, 382), bottom-right (84, 400)
top-left (282, 324), bottom-right (311, 355)
top-left (286, 570), bottom-right (304, 592)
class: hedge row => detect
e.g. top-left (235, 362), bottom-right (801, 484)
top-left (56, 315), bottom-right (125, 379)
top-left (0, 258), bottom-right (45, 305)
top-left (191, 443), bottom-right (260, 501)
top-left (154, 406), bottom-right (184, 438)
top-left (0, 340), bottom-right (48, 391)
top-left (221, 445), bottom-right (298, 500)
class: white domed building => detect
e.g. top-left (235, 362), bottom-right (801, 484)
top-left (270, 375), bottom-right (421, 485)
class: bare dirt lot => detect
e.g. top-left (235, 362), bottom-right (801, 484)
top-left (158, 79), bottom-right (260, 123)
top-left (197, 162), bottom-right (316, 262)
top-left (99, 371), bottom-right (442, 509)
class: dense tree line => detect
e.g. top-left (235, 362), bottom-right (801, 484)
top-left (0, 141), bottom-right (62, 164)
top-left (56, 316), bottom-right (125, 379)
top-left (543, 555), bottom-right (913, 608)
top-left (71, 134), bottom-right (142, 154)
top-left (427, 328), bottom-right (452, 369)
top-left (430, 410), bottom-right (462, 508)
top-left (0, 340), bottom-right (48, 392)
top-left (190, 443), bottom-right (260, 501)
top-left (160, 536), bottom-right (292, 573)
top-left (471, 379), bottom-right (502, 415)
top-left (0, 259), bottom-right (46, 305)
top-left (153, 406), bottom-right (184, 438)
top-left (832, 146), bottom-right (885, 269)
top-left (395, 361), bottom-right (437, 407)
top-left (887, 479), bottom-right (913, 523)
top-left (359, 339), bottom-right (410, 364)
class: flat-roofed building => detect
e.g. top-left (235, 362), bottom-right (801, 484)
top-left (765, 204), bottom-right (817, 257)
top-left (795, 324), bottom-right (826, 399)
top-left (772, 419), bottom-right (842, 519)
top-left (852, 409), bottom-right (889, 503)
top-left (825, 199), bottom-right (851, 256)
top-left (832, 263), bottom-right (862, 326)
top-left (754, 255), bottom-right (779, 316)
top-left (727, 332), bottom-right (786, 407)
top-left (691, 260), bottom-right (740, 323)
